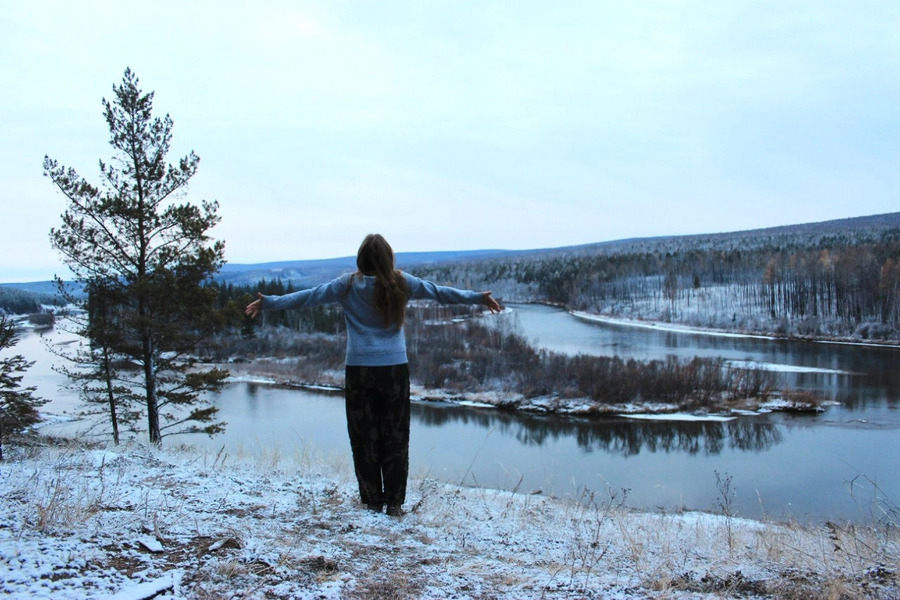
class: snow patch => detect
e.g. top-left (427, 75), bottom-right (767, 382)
top-left (619, 412), bottom-right (736, 422)
top-left (108, 570), bottom-right (181, 600)
top-left (456, 399), bottom-right (497, 409)
top-left (726, 359), bottom-right (854, 375)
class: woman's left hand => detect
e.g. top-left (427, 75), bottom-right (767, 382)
top-left (245, 293), bottom-right (264, 319)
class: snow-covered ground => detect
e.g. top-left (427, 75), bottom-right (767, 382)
top-left (2, 439), bottom-right (897, 599)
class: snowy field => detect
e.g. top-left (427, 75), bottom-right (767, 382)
top-left (2, 439), bottom-right (898, 599)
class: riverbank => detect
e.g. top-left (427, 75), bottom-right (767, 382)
top-left (3, 436), bottom-right (897, 599)
top-left (220, 356), bottom-right (825, 423)
top-left (568, 308), bottom-right (900, 348)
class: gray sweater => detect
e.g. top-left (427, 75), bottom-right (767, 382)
top-left (260, 272), bottom-right (484, 366)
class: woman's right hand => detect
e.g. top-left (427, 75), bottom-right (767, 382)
top-left (482, 291), bottom-right (502, 313)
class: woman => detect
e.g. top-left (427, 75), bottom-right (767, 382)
top-left (245, 234), bottom-right (501, 516)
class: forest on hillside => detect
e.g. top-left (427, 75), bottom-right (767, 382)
top-left (411, 217), bottom-right (900, 342)
top-left (0, 287), bottom-right (63, 317)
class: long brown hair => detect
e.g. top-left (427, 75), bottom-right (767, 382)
top-left (356, 233), bottom-right (409, 327)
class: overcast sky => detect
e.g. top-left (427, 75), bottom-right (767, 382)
top-left (2, 1), bottom-right (899, 283)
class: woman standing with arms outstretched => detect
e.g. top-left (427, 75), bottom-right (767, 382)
top-left (245, 234), bottom-right (501, 516)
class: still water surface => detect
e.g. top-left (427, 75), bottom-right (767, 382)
top-left (14, 304), bottom-right (900, 524)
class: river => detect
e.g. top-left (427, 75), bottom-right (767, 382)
top-left (11, 304), bottom-right (900, 524)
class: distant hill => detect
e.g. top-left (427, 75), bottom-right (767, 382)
top-left (216, 249), bottom-right (527, 287)
top-left (4, 211), bottom-right (899, 295)
top-left (0, 281), bottom-right (66, 296)
top-left (510, 211), bottom-right (900, 258)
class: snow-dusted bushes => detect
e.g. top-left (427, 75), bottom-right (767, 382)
top-left (407, 313), bottom-right (776, 411)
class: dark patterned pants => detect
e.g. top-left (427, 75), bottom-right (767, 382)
top-left (344, 364), bottom-right (411, 509)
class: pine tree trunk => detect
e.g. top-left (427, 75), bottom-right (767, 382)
top-left (143, 338), bottom-right (161, 444)
top-left (102, 348), bottom-right (119, 445)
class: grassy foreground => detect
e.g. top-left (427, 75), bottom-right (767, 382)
top-left (1, 437), bottom-right (898, 599)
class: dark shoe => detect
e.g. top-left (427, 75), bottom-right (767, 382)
top-left (386, 504), bottom-right (403, 517)
top-left (364, 503), bottom-right (384, 513)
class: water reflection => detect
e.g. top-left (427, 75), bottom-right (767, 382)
top-left (414, 402), bottom-right (782, 456)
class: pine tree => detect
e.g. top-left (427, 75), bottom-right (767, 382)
top-left (45, 68), bottom-right (227, 445)
top-left (48, 279), bottom-right (141, 445)
top-left (0, 316), bottom-right (47, 460)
